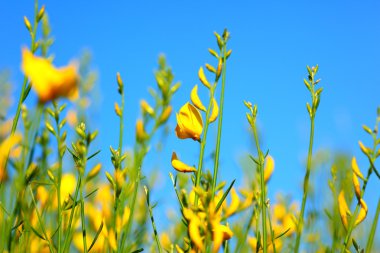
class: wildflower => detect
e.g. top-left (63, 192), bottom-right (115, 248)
top-left (21, 48), bottom-right (79, 103)
top-left (136, 119), bottom-right (148, 141)
top-left (338, 190), bottom-right (350, 229)
top-left (355, 198), bottom-right (368, 226)
top-left (198, 67), bottom-right (211, 89)
top-left (175, 102), bottom-right (203, 141)
top-left (60, 174), bottom-right (76, 204)
top-left (211, 222), bottom-right (233, 253)
top-left (351, 157), bottom-right (364, 180)
top-left (352, 172), bottom-right (361, 200)
top-left (171, 152), bottom-right (196, 173)
top-left (190, 85), bottom-right (206, 111)
top-left (140, 99), bottom-right (154, 116)
top-left (264, 155), bottom-right (275, 183)
top-left (224, 188), bottom-right (240, 217)
top-left (0, 133), bottom-right (22, 181)
top-left (158, 106), bottom-right (172, 125)
top-left (209, 98), bottom-right (219, 123)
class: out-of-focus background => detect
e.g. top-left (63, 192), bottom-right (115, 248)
top-left (1, 0), bottom-right (379, 239)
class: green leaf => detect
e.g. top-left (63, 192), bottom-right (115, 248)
top-left (215, 179), bottom-right (236, 212)
top-left (87, 150), bottom-right (101, 161)
top-left (88, 220), bottom-right (104, 252)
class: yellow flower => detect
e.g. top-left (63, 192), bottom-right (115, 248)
top-left (224, 188), bottom-right (240, 217)
top-left (60, 174), bottom-right (76, 205)
top-left (190, 85), bottom-right (206, 111)
top-left (140, 99), bottom-right (155, 116)
top-left (136, 119), bottom-right (148, 141)
top-left (0, 133), bottom-right (22, 181)
top-left (211, 223), bottom-right (233, 253)
top-left (21, 48), bottom-right (79, 103)
top-left (175, 102), bottom-right (203, 141)
top-left (355, 198), bottom-right (368, 226)
top-left (158, 106), bottom-right (172, 124)
top-left (171, 152), bottom-right (196, 173)
top-left (338, 191), bottom-right (350, 229)
top-left (264, 155), bottom-right (275, 183)
top-left (209, 98), bottom-right (219, 123)
top-left (351, 157), bottom-right (364, 180)
top-left (352, 172), bottom-right (361, 200)
top-left (188, 213), bottom-right (204, 251)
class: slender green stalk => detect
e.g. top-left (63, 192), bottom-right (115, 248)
top-left (295, 66), bottom-right (321, 253)
top-left (341, 135), bottom-right (378, 252)
top-left (252, 122), bottom-right (268, 253)
top-left (11, 0), bottom-right (39, 134)
top-left (212, 44), bottom-right (227, 198)
top-left (62, 177), bottom-right (81, 252)
top-left (144, 186), bottom-right (163, 253)
top-left (80, 178), bottom-right (88, 253)
top-left (366, 197), bottom-right (380, 252)
top-left (234, 207), bottom-right (255, 253)
top-left (29, 186), bottom-right (55, 253)
top-left (266, 206), bottom-right (277, 253)
top-left (194, 86), bottom-right (215, 206)
top-left (294, 117), bottom-right (315, 252)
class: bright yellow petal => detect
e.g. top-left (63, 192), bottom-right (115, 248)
top-left (190, 85), bottom-right (206, 111)
top-left (351, 157), bottom-right (364, 180)
top-left (209, 98), bottom-right (219, 123)
top-left (171, 152), bottom-right (196, 173)
top-left (352, 172), bottom-right (361, 200)
top-left (0, 133), bottom-right (22, 181)
top-left (264, 155), bottom-right (275, 183)
top-left (21, 48), bottom-right (79, 103)
top-left (212, 223), bottom-right (233, 253)
top-left (175, 103), bottom-right (203, 140)
top-left (338, 191), bottom-right (350, 229)
top-left (136, 119), bottom-right (148, 141)
top-left (355, 198), bottom-right (368, 226)
top-left (225, 188), bottom-right (240, 217)
top-left (198, 67), bottom-right (211, 89)
top-left (189, 216), bottom-right (204, 251)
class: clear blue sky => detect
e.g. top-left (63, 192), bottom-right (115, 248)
top-left (1, 0), bottom-right (380, 243)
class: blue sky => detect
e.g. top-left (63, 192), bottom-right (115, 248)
top-left (1, 0), bottom-right (380, 243)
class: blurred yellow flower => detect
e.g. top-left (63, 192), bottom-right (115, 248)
top-left (136, 119), bottom-right (148, 141)
top-left (0, 133), bottom-right (22, 181)
top-left (338, 190), bottom-right (350, 229)
top-left (21, 48), bottom-right (79, 103)
top-left (211, 222), bottom-right (233, 253)
top-left (175, 102), bottom-right (203, 141)
top-left (140, 99), bottom-right (154, 116)
top-left (264, 155), bottom-right (275, 183)
top-left (171, 152), bottom-right (196, 173)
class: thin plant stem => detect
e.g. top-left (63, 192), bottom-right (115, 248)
top-left (252, 122), bottom-right (267, 253)
top-left (266, 206), bottom-right (277, 253)
top-left (80, 178), bottom-right (88, 253)
top-left (366, 197), bottom-right (380, 252)
top-left (212, 44), bottom-right (227, 198)
top-left (29, 186), bottom-right (55, 253)
top-left (10, 0), bottom-right (38, 135)
top-left (62, 177), bottom-right (81, 253)
top-left (294, 116), bottom-right (315, 252)
top-left (144, 186), bottom-right (163, 253)
top-left (194, 85), bottom-right (215, 206)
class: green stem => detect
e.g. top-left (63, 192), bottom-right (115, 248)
top-left (11, 0), bottom-right (38, 134)
top-left (366, 197), bottom-right (380, 252)
top-left (252, 122), bottom-right (267, 253)
top-left (145, 187), bottom-right (163, 253)
top-left (29, 186), bottom-right (55, 253)
top-left (294, 116), bottom-right (315, 252)
top-left (62, 177), bottom-right (81, 253)
top-left (194, 86), bottom-right (215, 206)
top-left (266, 206), bottom-right (276, 253)
top-left (80, 178), bottom-right (88, 253)
top-left (55, 105), bottom-right (63, 253)
top-left (212, 45), bottom-right (227, 198)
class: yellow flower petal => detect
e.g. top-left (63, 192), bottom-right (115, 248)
top-left (189, 216), bottom-right (204, 251)
top-left (190, 85), bottom-right (206, 111)
top-left (351, 157), bottom-right (364, 180)
top-left (264, 155), bottom-right (275, 183)
top-left (352, 172), bottom-right (361, 200)
top-left (175, 103), bottom-right (203, 141)
top-left (136, 119), bottom-right (148, 141)
top-left (212, 223), bottom-right (233, 253)
top-left (355, 198), bottom-right (368, 226)
top-left (225, 188), bottom-right (240, 217)
top-left (21, 48), bottom-right (79, 103)
top-left (140, 99), bottom-right (154, 116)
top-left (338, 191), bottom-right (350, 229)
top-left (0, 133), bottom-right (22, 181)
top-left (171, 152), bottom-right (196, 173)
top-left (209, 98), bottom-right (219, 123)
top-left (198, 67), bottom-right (211, 89)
